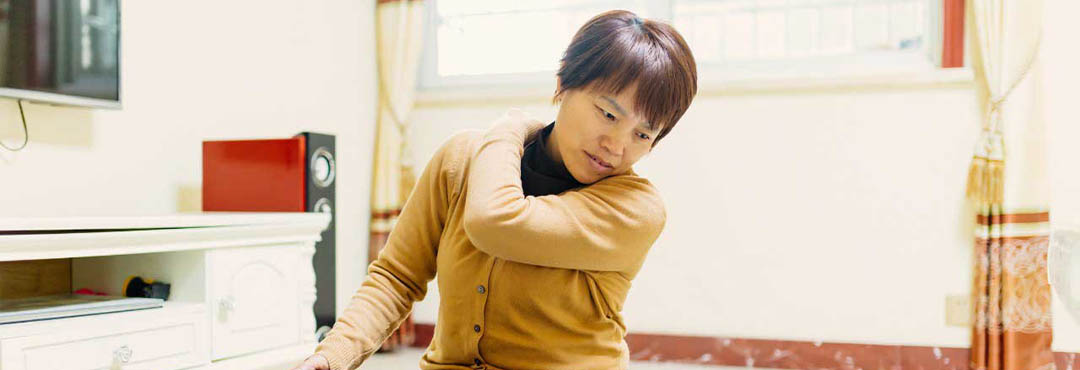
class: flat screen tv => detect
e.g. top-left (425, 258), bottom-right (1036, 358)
top-left (0, 0), bottom-right (120, 109)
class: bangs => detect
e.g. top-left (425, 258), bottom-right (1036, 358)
top-left (555, 10), bottom-right (697, 143)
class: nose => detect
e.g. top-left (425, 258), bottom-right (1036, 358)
top-left (600, 132), bottom-right (627, 158)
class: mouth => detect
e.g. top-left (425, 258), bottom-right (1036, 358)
top-left (585, 151), bottom-right (613, 169)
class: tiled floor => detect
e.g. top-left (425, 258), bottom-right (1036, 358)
top-left (360, 348), bottom-right (774, 369)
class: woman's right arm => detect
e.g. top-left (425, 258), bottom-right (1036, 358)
top-left (462, 112), bottom-right (666, 274)
top-left (310, 133), bottom-right (466, 370)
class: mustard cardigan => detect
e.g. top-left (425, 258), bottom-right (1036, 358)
top-left (314, 109), bottom-right (667, 370)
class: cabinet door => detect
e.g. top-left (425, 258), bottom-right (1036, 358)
top-left (208, 244), bottom-right (300, 360)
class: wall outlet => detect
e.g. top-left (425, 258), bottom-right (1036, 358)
top-left (946, 294), bottom-right (971, 327)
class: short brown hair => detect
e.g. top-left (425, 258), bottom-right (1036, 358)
top-left (554, 10), bottom-right (697, 146)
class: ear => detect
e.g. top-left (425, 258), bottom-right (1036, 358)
top-left (553, 77), bottom-right (564, 104)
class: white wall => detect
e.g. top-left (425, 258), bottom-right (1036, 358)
top-left (1045, 0), bottom-right (1080, 353)
top-left (0, 1), bottom-right (377, 316)
top-left (407, 4), bottom-right (1080, 349)
top-left (407, 81), bottom-right (982, 348)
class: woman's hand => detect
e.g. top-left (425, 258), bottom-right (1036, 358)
top-left (291, 354), bottom-right (330, 370)
top-left (484, 108), bottom-right (546, 145)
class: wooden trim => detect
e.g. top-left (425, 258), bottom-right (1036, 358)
top-left (413, 322), bottom-right (435, 348)
top-left (942, 0), bottom-right (966, 68)
top-left (371, 209), bottom-right (402, 219)
top-left (409, 324), bottom-right (1077, 369)
top-left (976, 212), bottom-right (1050, 225)
top-left (1058, 352), bottom-right (1080, 370)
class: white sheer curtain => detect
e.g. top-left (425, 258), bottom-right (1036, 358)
top-left (369, 0), bottom-right (426, 351)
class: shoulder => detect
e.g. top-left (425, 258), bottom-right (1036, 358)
top-left (437, 129), bottom-right (484, 171)
top-left (436, 108), bottom-right (540, 161)
top-left (438, 129), bottom-right (485, 155)
top-left (431, 130), bottom-right (484, 200)
top-left (434, 109), bottom-right (546, 185)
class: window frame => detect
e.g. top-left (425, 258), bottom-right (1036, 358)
top-left (417, 0), bottom-right (966, 93)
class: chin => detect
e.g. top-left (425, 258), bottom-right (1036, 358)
top-left (567, 167), bottom-right (595, 185)
top-left (571, 168), bottom-right (603, 185)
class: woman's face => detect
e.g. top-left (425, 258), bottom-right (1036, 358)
top-left (549, 83), bottom-right (660, 184)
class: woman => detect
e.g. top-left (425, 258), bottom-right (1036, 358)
top-left (295, 9), bottom-right (696, 370)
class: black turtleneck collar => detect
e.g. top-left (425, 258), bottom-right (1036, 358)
top-left (521, 122), bottom-right (584, 196)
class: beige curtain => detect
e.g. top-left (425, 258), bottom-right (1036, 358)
top-left (966, 0), bottom-right (1054, 369)
top-left (369, 0), bottom-right (425, 352)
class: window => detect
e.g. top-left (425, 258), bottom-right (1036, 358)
top-left (674, 0), bottom-right (928, 63)
top-left (419, 0), bottom-right (955, 89)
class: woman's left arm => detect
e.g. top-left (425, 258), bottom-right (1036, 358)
top-left (462, 111), bottom-right (666, 273)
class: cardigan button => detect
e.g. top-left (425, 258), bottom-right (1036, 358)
top-left (477, 285), bottom-right (486, 294)
top-left (473, 324), bottom-right (481, 333)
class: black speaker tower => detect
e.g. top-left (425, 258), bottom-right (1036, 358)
top-left (299, 132), bottom-right (336, 329)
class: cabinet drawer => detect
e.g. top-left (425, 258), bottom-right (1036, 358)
top-left (207, 244), bottom-right (300, 360)
top-left (0, 305), bottom-right (208, 370)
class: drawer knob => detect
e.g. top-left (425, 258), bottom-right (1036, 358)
top-left (218, 296), bottom-right (238, 321)
top-left (113, 344), bottom-right (133, 363)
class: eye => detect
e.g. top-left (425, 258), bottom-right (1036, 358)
top-left (597, 106), bottom-right (617, 121)
top-left (637, 132), bottom-right (651, 141)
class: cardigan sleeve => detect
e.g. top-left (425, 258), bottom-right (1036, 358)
top-left (462, 109), bottom-right (667, 274)
top-left (313, 133), bottom-right (464, 370)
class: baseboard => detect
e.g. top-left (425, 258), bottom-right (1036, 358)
top-left (409, 323), bottom-right (1079, 369)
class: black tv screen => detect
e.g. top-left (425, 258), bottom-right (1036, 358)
top-left (0, 0), bottom-right (120, 108)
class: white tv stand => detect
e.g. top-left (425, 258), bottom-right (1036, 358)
top-left (0, 212), bottom-right (331, 370)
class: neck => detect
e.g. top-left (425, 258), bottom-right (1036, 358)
top-left (544, 123), bottom-right (565, 166)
